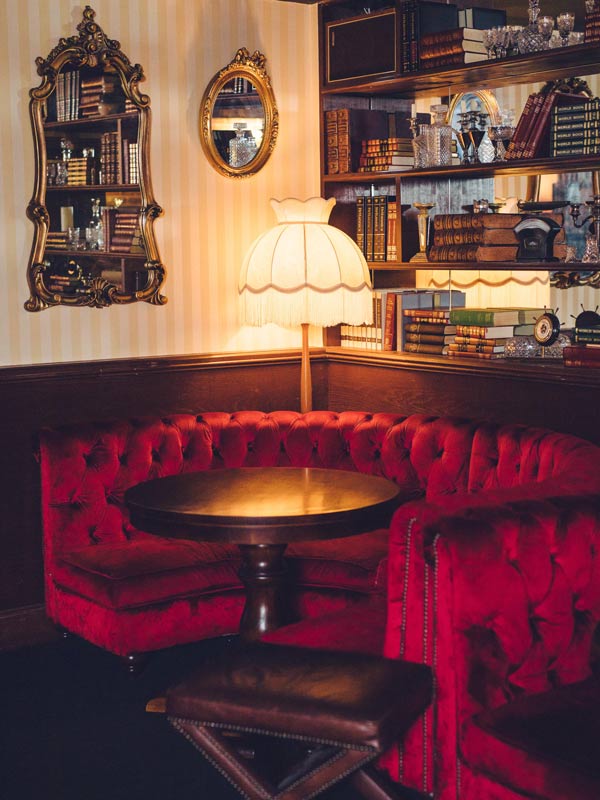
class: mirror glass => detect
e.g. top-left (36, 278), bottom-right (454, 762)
top-left (200, 48), bottom-right (278, 178)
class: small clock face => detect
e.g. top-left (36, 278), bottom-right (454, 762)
top-left (534, 312), bottom-right (560, 346)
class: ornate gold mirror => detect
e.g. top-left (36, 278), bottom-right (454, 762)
top-left (200, 48), bottom-right (278, 178)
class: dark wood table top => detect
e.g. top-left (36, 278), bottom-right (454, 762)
top-left (126, 466), bottom-right (403, 545)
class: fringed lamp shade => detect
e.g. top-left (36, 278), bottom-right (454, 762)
top-left (239, 197), bottom-right (373, 412)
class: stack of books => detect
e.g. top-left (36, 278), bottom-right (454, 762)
top-left (566, 319), bottom-right (600, 366)
top-left (419, 27), bottom-right (487, 70)
top-left (585, 1), bottom-right (600, 43)
top-left (402, 308), bottom-right (457, 355)
top-left (325, 109), bottom-right (389, 175)
top-left (505, 83), bottom-right (590, 160)
top-left (550, 98), bottom-right (600, 158)
top-left (427, 212), bottom-right (566, 263)
top-left (79, 72), bottom-right (121, 118)
top-left (65, 156), bottom-right (94, 186)
top-left (358, 138), bottom-right (414, 172)
top-left (108, 208), bottom-right (142, 254)
top-left (447, 308), bottom-right (541, 360)
top-left (46, 231), bottom-right (68, 250)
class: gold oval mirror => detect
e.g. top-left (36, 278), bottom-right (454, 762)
top-left (200, 48), bottom-right (279, 178)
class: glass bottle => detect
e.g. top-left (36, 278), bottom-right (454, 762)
top-left (426, 104), bottom-right (453, 167)
top-left (409, 115), bottom-right (430, 169)
top-left (85, 197), bottom-right (104, 251)
top-left (229, 122), bottom-right (252, 168)
top-left (517, 0), bottom-right (546, 53)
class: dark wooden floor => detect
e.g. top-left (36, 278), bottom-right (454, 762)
top-left (1, 634), bottom-right (379, 800)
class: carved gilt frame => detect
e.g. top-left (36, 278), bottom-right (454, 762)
top-left (26, 5), bottom-right (166, 310)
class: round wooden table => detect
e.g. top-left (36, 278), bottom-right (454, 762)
top-left (125, 467), bottom-right (402, 641)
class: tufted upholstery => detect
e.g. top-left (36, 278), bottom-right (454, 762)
top-left (39, 411), bottom-right (600, 662)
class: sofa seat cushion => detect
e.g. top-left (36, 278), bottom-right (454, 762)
top-left (462, 676), bottom-right (600, 800)
top-left (54, 537), bottom-right (242, 611)
top-left (286, 527), bottom-right (389, 593)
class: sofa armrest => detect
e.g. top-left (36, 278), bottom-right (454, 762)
top-left (434, 496), bottom-right (600, 719)
top-left (384, 494), bottom-right (600, 795)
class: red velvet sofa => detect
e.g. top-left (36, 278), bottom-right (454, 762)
top-left (39, 410), bottom-right (600, 799)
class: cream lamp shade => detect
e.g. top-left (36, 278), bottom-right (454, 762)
top-left (239, 196), bottom-right (373, 411)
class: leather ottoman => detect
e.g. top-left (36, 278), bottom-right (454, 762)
top-left (164, 642), bottom-right (432, 799)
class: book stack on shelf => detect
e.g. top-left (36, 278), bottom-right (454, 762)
top-left (585, 0), bottom-right (600, 43)
top-left (505, 82), bottom-right (591, 160)
top-left (447, 308), bottom-right (541, 360)
top-left (79, 72), bottom-right (121, 118)
top-left (65, 156), bottom-right (94, 186)
top-left (427, 212), bottom-right (566, 263)
top-left (55, 70), bottom-right (80, 122)
top-left (402, 307), bottom-right (457, 355)
top-left (325, 108), bottom-right (389, 174)
top-left (46, 231), bottom-right (68, 250)
top-left (564, 317), bottom-right (600, 367)
top-left (108, 208), bottom-right (143, 254)
top-left (550, 97), bottom-right (600, 157)
top-left (356, 194), bottom-right (398, 262)
top-left (419, 27), bottom-right (487, 70)
top-left (340, 289), bottom-right (465, 352)
top-left (359, 138), bottom-right (414, 173)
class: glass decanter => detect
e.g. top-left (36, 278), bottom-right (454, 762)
top-left (426, 104), bottom-right (453, 167)
top-left (410, 116), bottom-right (430, 169)
top-left (517, 0), bottom-right (546, 53)
top-left (85, 197), bottom-right (104, 251)
top-left (229, 122), bottom-right (253, 168)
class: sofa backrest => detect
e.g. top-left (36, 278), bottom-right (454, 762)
top-left (38, 411), bottom-right (600, 565)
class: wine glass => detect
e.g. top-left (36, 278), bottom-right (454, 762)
top-left (557, 12), bottom-right (575, 46)
top-left (537, 15), bottom-right (554, 48)
top-left (482, 28), bottom-right (497, 59)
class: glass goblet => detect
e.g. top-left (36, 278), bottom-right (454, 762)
top-left (482, 28), bottom-right (496, 59)
top-left (537, 15), bottom-right (554, 48)
top-left (557, 12), bottom-right (575, 46)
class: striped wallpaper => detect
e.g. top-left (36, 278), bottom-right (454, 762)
top-left (1, 2), bottom-right (598, 366)
top-left (0, 0), bottom-right (320, 366)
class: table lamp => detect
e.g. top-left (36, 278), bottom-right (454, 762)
top-left (239, 196), bottom-right (373, 412)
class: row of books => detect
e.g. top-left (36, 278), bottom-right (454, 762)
top-left (54, 70), bottom-right (126, 122)
top-left (505, 82), bottom-right (595, 161)
top-left (355, 195), bottom-right (398, 262)
top-left (398, 1), bottom-right (504, 73)
top-left (339, 288), bottom-right (466, 351)
top-left (427, 211), bottom-right (566, 263)
top-left (325, 108), bottom-right (420, 175)
top-left (549, 98), bottom-right (600, 158)
top-left (99, 133), bottom-right (138, 185)
top-left (419, 26), bottom-right (487, 71)
top-left (339, 291), bottom-right (544, 360)
top-left (585, 7), bottom-right (600, 43)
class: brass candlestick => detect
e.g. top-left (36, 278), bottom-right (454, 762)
top-left (410, 202), bottom-right (435, 263)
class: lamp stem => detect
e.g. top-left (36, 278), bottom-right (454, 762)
top-left (300, 323), bottom-right (312, 413)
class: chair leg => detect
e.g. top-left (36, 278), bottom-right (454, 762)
top-left (350, 764), bottom-right (429, 800)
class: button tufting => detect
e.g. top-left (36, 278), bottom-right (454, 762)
top-left (152, 449), bottom-right (160, 462)
top-left (118, 453), bottom-right (127, 466)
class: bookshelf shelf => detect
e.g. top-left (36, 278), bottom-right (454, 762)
top-left (365, 260), bottom-right (576, 271)
top-left (321, 42), bottom-right (600, 97)
top-left (323, 153), bottom-right (600, 183)
top-left (25, 6), bottom-right (166, 311)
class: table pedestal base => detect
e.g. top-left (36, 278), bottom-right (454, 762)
top-left (238, 543), bottom-right (290, 641)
